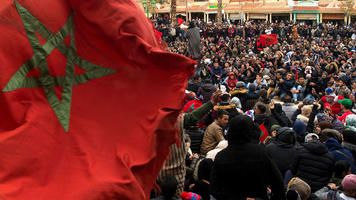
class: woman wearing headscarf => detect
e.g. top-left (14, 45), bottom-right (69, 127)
top-left (210, 115), bottom-right (285, 200)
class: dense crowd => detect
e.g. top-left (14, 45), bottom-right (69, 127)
top-left (151, 17), bottom-right (356, 200)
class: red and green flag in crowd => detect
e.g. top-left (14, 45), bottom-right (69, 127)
top-left (259, 123), bottom-right (269, 143)
top-left (0, 0), bottom-right (195, 199)
top-left (259, 34), bottom-right (278, 46)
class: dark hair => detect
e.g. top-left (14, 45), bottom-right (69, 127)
top-left (160, 176), bottom-right (177, 198)
top-left (221, 94), bottom-right (231, 102)
top-left (216, 110), bottom-right (229, 119)
top-left (255, 102), bottom-right (267, 114)
top-left (282, 95), bottom-right (292, 103)
top-left (334, 160), bottom-right (351, 178)
top-left (259, 89), bottom-right (268, 99)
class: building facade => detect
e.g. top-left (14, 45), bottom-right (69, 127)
top-left (138, 0), bottom-right (356, 25)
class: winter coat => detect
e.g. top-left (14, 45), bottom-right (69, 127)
top-left (266, 127), bottom-right (297, 177)
top-left (198, 84), bottom-right (217, 103)
top-left (270, 104), bottom-right (292, 127)
top-left (282, 103), bottom-right (297, 122)
top-left (291, 141), bottom-right (334, 192)
top-left (279, 79), bottom-right (295, 96)
top-left (230, 89), bottom-right (249, 110)
top-left (200, 121), bottom-right (225, 155)
top-left (211, 115), bottom-right (285, 200)
top-left (325, 138), bottom-right (356, 174)
top-left (185, 127), bottom-right (204, 154)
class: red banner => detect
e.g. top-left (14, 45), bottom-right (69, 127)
top-left (259, 34), bottom-right (278, 46)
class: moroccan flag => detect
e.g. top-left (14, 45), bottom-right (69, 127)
top-left (259, 34), bottom-right (278, 46)
top-left (0, 0), bottom-right (195, 199)
top-left (259, 123), bottom-right (269, 143)
top-left (178, 17), bottom-right (184, 25)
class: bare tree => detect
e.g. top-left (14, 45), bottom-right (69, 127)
top-left (171, 0), bottom-right (177, 25)
top-left (217, 0), bottom-right (222, 24)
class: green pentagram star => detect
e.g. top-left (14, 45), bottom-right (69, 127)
top-left (2, 1), bottom-right (116, 132)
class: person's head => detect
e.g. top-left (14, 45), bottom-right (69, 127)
top-left (322, 71), bottom-right (328, 79)
top-left (216, 110), bottom-right (229, 127)
top-left (248, 83), bottom-right (256, 92)
top-left (339, 99), bottom-right (353, 111)
top-left (220, 93), bottom-right (231, 102)
top-left (259, 89), bottom-right (268, 99)
top-left (342, 174), bottom-right (356, 198)
top-left (305, 133), bottom-right (319, 143)
top-left (345, 114), bottom-right (356, 132)
top-left (270, 125), bottom-right (281, 137)
top-left (298, 76), bottom-right (305, 83)
top-left (160, 176), bottom-right (178, 198)
top-left (275, 72), bottom-right (282, 79)
top-left (227, 115), bottom-right (256, 144)
top-left (213, 62), bottom-right (219, 68)
top-left (287, 177), bottom-right (311, 200)
top-left (286, 72), bottom-right (293, 80)
top-left (334, 160), bottom-right (351, 179)
top-left (301, 105), bottom-right (312, 118)
top-left (197, 158), bottom-right (213, 181)
top-left (282, 95), bottom-right (293, 103)
top-left (229, 72), bottom-right (235, 79)
top-left (276, 127), bottom-right (296, 145)
top-left (254, 102), bottom-right (267, 114)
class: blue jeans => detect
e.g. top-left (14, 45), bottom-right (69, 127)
top-left (305, 94), bottom-right (315, 100)
top-left (292, 85), bottom-right (303, 101)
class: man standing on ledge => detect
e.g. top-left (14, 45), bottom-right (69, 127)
top-left (185, 21), bottom-right (201, 60)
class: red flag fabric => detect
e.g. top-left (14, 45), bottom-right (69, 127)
top-left (0, 0), bottom-right (195, 199)
top-left (154, 29), bottom-right (163, 39)
top-left (259, 34), bottom-right (278, 46)
top-left (259, 123), bottom-right (269, 143)
top-left (178, 17), bottom-right (184, 25)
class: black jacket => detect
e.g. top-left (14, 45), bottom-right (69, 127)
top-left (291, 141), bottom-right (334, 192)
top-left (270, 104), bottom-right (292, 127)
top-left (211, 115), bottom-right (285, 200)
top-left (211, 144), bottom-right (285, 200)
top-left (266, 128), bottom-right (297, 177)
top-left (185, 127), bottom-right (204, 154)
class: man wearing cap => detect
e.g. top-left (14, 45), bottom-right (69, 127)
top-left (338, 99), bottom-right (354, 123)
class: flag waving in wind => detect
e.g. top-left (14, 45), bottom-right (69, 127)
top-left (0, 0), bottom-right (195, 199)
top-left (259, 34), bottom-right (278, 46)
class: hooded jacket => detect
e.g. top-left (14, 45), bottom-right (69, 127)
top-left (291, 141), bottom-right (334, 192)
top-left (266, 127), bottom-right (297, 177)
top-left (198, 84), bottom-right (217, 103)
top-left (211, 115), bottom-right (285, 200)
top-left (325, 138), bottom-right (356, 174)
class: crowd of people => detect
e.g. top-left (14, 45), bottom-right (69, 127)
top-left (151, 16), bottom-right (356, 200)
